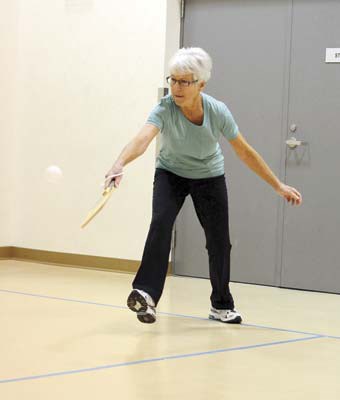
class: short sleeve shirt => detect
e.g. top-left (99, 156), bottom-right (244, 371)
top-left (146, 92), bottom-right (239, 179)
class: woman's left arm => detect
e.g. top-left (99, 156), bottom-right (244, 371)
top-left (229, 132), bottom-right (302, 206)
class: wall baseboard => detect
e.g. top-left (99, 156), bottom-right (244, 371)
top-left (0, 247), bottom-right (172, 275)
top-left (0, 247), bottom-right (12, 259)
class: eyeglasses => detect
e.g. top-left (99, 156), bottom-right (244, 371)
top-left (166, 76), bottom-right (199, 87)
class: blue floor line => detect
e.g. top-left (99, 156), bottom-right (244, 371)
top-left (1, 288), bottom-right (340, 340)
top-left (0, 335), bottom-right (322, 384)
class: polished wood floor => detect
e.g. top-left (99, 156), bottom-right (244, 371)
top-left (1, 260), bottom-right (340, 399)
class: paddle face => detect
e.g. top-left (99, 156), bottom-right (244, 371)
top-left (81, 186), bottom-right (115, 229)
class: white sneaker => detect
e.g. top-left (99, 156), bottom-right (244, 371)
top-left (209, 307), bottom-right (242, 324)
top-left (127, 289), bottom-right (156, 323)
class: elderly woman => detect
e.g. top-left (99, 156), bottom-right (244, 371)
top-left (104, 47), bottom-right (302, 324)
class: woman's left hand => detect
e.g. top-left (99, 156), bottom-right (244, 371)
top-left (276, 182), bottom-right (302, 206)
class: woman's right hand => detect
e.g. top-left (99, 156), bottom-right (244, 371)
top-left (104, 162), bottom-right (124, 190)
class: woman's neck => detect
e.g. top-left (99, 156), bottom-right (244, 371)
top-left (181, 94), bottom-right (203, 115)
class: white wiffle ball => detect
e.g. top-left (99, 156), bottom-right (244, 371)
top-left (44, 165), bottom-right (63, 183)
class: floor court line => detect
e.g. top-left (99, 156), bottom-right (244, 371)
top-left (1, 288), bottom-right (340, 340)
top-left (0, 335), bottom-right (322, 384)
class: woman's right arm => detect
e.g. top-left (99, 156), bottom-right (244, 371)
top-left (104, 124), bottom-right (160, 189)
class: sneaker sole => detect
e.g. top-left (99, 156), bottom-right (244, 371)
top-left (127, 290), bottom-right (156, 324)
top-left (209, 314), bottom-right (242, 324)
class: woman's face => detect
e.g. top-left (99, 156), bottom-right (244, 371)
top-left (170, 73), bottom-right (205, 107)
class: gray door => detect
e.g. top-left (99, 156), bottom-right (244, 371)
top-left (281, 0), bottom-right (340, 293)
top-left (173, 0), bottom-right (340, 294)
top-left (174, 0), bottom-right (291, 286)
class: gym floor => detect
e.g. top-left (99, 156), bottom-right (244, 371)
top-left (1, 260), bottom-right (340, 399)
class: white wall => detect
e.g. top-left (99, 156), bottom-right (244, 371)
top-left (0, 1), bottom-right (19, 246)
top-left (0, 0), bottom-right (181, 261)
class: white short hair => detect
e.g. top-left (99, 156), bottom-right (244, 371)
top-left (168, 47), bottom-right (213, 82)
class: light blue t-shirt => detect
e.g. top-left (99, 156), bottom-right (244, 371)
top-left (146, 92), bottom-right (239, 179)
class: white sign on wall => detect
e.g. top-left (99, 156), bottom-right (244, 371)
top-left (325, 48), bottom-right (340, 63)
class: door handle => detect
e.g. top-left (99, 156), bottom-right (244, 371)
top-left (286, 136), bottom-right (306, 149)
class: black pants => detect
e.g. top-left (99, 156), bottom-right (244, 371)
top-left (132, 168), bottom-right (235, 310)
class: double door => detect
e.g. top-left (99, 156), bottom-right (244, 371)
top-left (174, 0), bottom-right (340, 293)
